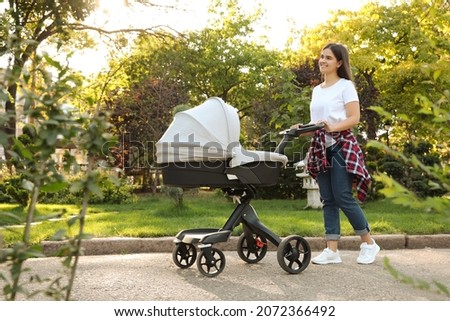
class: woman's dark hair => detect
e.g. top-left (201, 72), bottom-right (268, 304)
top-left (323, 43), bottom-right (353, 80)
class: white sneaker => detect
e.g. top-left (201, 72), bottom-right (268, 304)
top-left (357, 239), bottom-right (380, 264)
top-left (312, 248), bottom-right (342, 265)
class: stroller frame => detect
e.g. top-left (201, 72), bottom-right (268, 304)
top-left (171, 124), bottom-right (323, 277)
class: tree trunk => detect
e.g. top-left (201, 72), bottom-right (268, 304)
top-left (357, 70), bottom-right (379, 140)
top-left (2, 83), bottom-right (18, 169)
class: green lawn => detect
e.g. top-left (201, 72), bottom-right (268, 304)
top-left (1, 191), bottom-right (449, 247)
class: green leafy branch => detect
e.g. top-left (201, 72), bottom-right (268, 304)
top-left (384, 257), bottom-right (450, 298)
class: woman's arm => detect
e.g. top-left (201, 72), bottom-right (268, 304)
top-left (322, 101), bottom-right (360, 132)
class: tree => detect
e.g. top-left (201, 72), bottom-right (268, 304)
top-left (0, 53), bottom-right (117, 300)
top-left (1, 0), bottom-right (97, 160)
top-left (108, 0), bottom-right (299, 146)
top-left (0, 0), bottom-right (177, 165)
top-left (106, 76), bottom-right (188, 191)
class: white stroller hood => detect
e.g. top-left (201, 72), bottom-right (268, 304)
top-left (156, 97), bottom-right (287, 167)
top-left (156, 97), bottom-right (239, 163)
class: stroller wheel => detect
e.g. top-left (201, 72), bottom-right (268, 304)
top-left (196, 247), bottom-right (226, 277)
top-left (237, 233), bottom-right (268, 264)
top-left (172, 243), bottom-right (197, 269)
top-left (277, 235), bottom-right (311, 274)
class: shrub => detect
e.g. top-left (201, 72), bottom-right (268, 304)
top-left (0, 175), bottom-right (29, 206)
top-left (375, 141), bottom-right (445, 198)
top-left (40, 173), bottom-right (136, 205)
top-left (162, 186), bottom-right (184, 207)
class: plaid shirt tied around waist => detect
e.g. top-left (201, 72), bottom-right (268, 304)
top-left (306, 129), bottom-right (371, 202)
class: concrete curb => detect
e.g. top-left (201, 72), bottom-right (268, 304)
top-left (41, 234), bottom-right (450, 256)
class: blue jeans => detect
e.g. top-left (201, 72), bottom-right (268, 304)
top-left (316, 144), bottom-right (370, 241)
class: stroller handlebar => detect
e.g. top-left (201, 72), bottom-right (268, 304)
top-left (274, 123), bottom-right (324, 154)
top-left (278, 123), bottom-right (325, 137)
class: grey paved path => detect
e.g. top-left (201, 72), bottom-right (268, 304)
top-left (6, 248), bottom-right (450, 301)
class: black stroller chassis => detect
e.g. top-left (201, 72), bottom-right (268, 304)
top-left (156, 97), bottom-right (322, 277)
top-left (169, 125), bottom-right (322, 277)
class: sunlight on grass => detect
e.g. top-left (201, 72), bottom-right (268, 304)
top-left (370, 219), bottom-right (401, 234)
top-left (1, 192), bottom-right (449, 247)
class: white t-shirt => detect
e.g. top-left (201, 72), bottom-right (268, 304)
top-left (309, 78), bottom-right (359, 147)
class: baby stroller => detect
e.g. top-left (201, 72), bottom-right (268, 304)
top-left (156, 97), bottom-right (322, 277)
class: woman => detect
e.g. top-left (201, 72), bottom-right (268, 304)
top-left (296, 43), bottom-right (379, 265)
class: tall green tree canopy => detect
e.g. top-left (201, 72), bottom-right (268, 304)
top-left (107, 0), bottom-right (302, 146)
top-left (1, 0), bottom-right (175, 162)
top-left (1, 0), bottom-right (97, 143)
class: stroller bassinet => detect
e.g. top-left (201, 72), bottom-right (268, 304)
top-left (156, 97), bottom-right (320, 277)
top-left (155, 97), bottom-right (288, 187)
